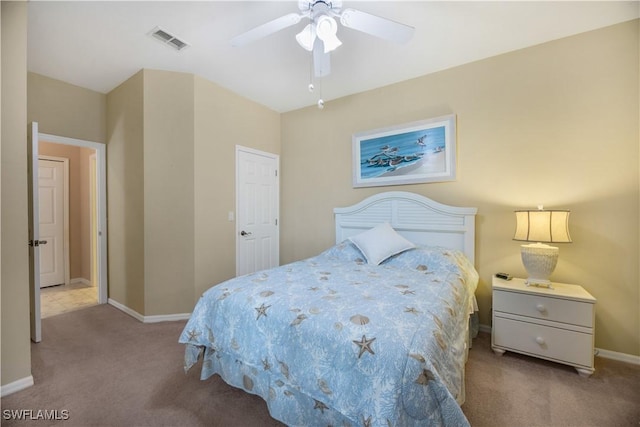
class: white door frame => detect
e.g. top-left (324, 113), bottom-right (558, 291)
top-left (38, 155), bottom-right (70, 287)
top-left (235, 145), bottom-right (280, 276)
top-left (38, 132), bottom-right (108, 303)
top-left (89, 153), bottom-right (98, 287)
top-left (28, 123), bottom-right (108, 342)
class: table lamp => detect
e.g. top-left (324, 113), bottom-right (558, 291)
top-left (513, 207), bottom-right (571, 288)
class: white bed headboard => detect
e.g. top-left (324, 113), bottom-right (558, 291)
top-left (334, 191), bottom-right (478, 264)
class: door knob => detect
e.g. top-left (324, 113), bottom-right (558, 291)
top-left (240, 230), bottom-right (252, 236)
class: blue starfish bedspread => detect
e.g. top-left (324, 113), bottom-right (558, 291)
top-left (180, 242), bottom-right (478, 427)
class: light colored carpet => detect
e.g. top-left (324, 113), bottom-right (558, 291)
top-left (2, 304), bottom-right (638, 426)
top-left (463, 333), bottom-right (640, 426)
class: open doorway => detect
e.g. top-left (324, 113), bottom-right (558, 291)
top-left (38, 142), bottom-right (98, 318)
top-left (28, 123), bottom-right (108, 342)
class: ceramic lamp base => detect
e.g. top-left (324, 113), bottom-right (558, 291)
top-left (521, 243), bottom-right (558, 288)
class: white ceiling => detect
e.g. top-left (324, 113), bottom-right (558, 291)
top-left (27, 1), bottom-right (639, 113)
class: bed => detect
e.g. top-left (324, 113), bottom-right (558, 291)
top-left (180, 191), bottom-right (478, 426)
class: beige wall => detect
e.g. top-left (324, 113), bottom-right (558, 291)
top-left (106, 70), bottom-right (145, 314)
top-left (27, 73), bottom-right (106, 143)
top-left (193, 76), bottom-right (281, 298)
top-left (38, 142), bottom-right (93, 281)
top-left (106, 70), bottom-right (280, 315)
top-left (142, 70), bottom-right (195, 315)
top-left (1, 0), bottom-right (32, 386)
top-left (281, 20), bottom-right (640, 356)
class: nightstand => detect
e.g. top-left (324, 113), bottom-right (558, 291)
top-left (491, 276), bottom-right (596, 377)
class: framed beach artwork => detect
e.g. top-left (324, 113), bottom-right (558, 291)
top-left (352, 114), bottom-right (456, 188)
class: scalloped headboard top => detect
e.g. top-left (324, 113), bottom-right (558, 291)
top-left (334, 191), bottom-right (477, 264)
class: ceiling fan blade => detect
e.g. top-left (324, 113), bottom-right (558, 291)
top-left (231, 13), bottom-right (302, 47)
top-left (339, 8), bottom-right (414, 44)
top-left (313, 40), bottom-right (331, 77)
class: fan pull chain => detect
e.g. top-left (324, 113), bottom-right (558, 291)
top-left (308, 47), bottom-right (315, 93)
top-left (306, 44), bottom-right (324, 109)
top-left (317, 80), bottom-right (324, 109)
top-left (314, 56), bottom-right (324, 109)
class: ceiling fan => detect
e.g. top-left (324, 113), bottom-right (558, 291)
top-left (231, 0), bottom-right (415, 77)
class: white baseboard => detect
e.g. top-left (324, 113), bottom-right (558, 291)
top-left (1, 376), bottom-right (34, 397)
top-left (478, 323), bottom-right (492, 334)
top-left (144, 312), bottom-right (191, 323)
top-left (477, 323), bottom-right (640, 366)
top-left (70, 277), bottom-right (91, 286)
top-left (596, 348), bottom-right (640, 365)
top-left (108, 298), bottom-right (145, 322)
top-left (107, 298), bottom-right (190, 323)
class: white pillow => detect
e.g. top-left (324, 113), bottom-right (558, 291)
top-left (349, 222), bottom-right (415, 265)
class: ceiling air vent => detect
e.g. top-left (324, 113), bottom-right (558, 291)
top-left (149, 26), bottom-right (190, 51)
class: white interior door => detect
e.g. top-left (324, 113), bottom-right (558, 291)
top-left (28, 122), bottom-right (42, 342)
top-left (38, 158), bottom-right (66, 287)
top-left (236, 146), bottom-right (279, 276)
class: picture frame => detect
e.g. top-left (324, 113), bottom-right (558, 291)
top-left (352, 114), bottom-right (456, 188)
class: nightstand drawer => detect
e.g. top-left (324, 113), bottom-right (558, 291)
top-left (493, 316), bottom-right (593, 368)
top-left (493, 289), bottom-right (593, 327)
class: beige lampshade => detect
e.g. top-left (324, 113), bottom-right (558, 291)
top-left (513, 209), bottom-right (572, 243)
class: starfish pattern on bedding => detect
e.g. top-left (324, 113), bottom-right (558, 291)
top-left (255, 303), bottom-right (271, 320)
top-left (352, 335), bottom-right (376, 358)
top-left (415, 368), bottom-right (436, 385)
top-left (313, 399), bottom-right (329, 413)
top-left (186, 328), bottom-right (200, 342)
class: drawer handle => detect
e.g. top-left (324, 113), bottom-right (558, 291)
top-left (536, 304), bottom-right (547, 313)
top-left (535, 336), bottom-right (546, 346)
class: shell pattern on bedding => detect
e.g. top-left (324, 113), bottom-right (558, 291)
top-left (180, 242), bottom-right (478, 427)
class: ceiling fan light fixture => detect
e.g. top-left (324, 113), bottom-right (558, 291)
top-left (315, 14), bottom-right (342, 53)
top-left (296, 23), bottom-right (316, 51)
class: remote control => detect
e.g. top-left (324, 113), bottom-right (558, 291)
top-left (495, 272), bottom-right (512, 280)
